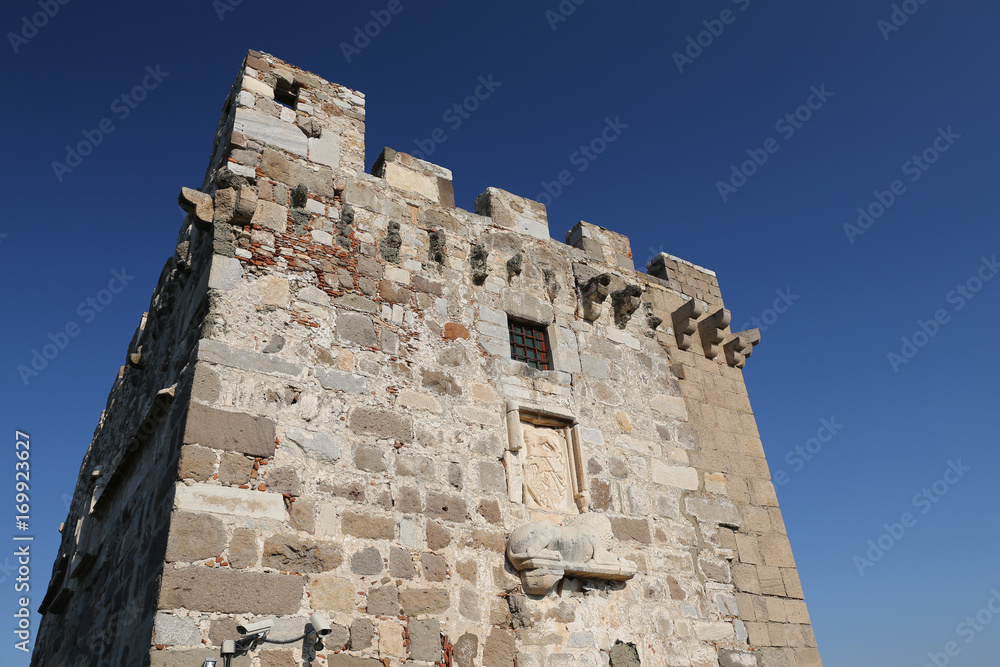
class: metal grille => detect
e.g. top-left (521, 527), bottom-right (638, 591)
top-left (508, 320), bottom-right (551, 370)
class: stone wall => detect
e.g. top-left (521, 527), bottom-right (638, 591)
top-left (34, 50), bottom-right (822, 667)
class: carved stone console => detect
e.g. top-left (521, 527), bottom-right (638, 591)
top-left (506, 513), bottom-right (638, 595)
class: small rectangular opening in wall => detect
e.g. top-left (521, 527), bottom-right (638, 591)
top-left (508, 318), bottom-right (552, 370)
top-left (274, 82), bottom-right (300, 109)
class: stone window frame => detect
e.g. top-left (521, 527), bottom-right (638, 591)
top-left (508, 318), bottom-right (552, 370)
top-left (503, 401), bottom-right (590, 514)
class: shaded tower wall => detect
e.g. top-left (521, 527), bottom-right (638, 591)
top-left (33, 50), bottom-right (821, 667)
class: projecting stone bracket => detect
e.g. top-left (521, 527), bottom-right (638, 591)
top-left (178, 187), bottom-right (214, 231)
top-left (506, 513), bottom-right (637, 595)
top-left (573, 269), bottom-right (613, 322)
top-left (699, 308), bottom-right (732, 359)
top-left (671, 297), bottom-right (705, 350)
top-left (724, 328), bottom-right (761, 368)
top-left (611, 284), bottom-right (642, 328)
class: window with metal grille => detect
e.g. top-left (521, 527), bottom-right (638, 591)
top-left (508, 319), bottom-right (552, 370)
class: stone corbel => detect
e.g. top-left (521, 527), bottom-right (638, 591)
top-left (724, 328), bottom-right (761, 368)
top-left (671, 298), bottom-right (705, 350)
top-left (611, 285), bottom-right (642, 328)
top-left (578, 273), bottom-right (612, 322)
top-left (178, 187), bottom-right (214, 231)
top-left (506, 513), bottom-right (638, 595)
top-left (699, 307), bottom-right (731, 359)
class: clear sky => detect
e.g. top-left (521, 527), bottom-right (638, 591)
top-left (2, 1), bottom-right (998, 665)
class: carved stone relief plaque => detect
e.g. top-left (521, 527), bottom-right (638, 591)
top-left (522, 423), bottom-right (574, 513)
top-left (504, 402), bottom-right (589, 514)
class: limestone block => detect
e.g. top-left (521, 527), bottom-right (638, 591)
top-left (316, 368), bottom-right (368, 394)
top-left (379, 620), bottom-right (406, 657)
top-left (228, 528), bottom-right (258, 568)
top-left (651, 461), bottom-right (699, 490)
top-left (284, 427), bottom-right (340, 463)
top-left (650, 394), bottom-right (688, 421)
top-left (177, 444), bottom-right (215, 481)
top-left (208, 255), bottom-right (243, 290)
top-left (159, 567), bottom-right (304, 614)
top-left (341, 511), bottom-right (394, 539)
top-left (409, 619), bottom-right (442, 662)
top-left (336, 310), bottom-right (378, 347)
top-left (685, 497), bottom-right (742, 528)
top-left (501, 288), bottom-right (554, 324)
top-left (153, 613), bottom-right (203, 646)
top-left (251, 200), bottom-right (290, 233)
top-left (308, 575), bottom-right (356, 612)
top-left (165, 511), bottom-right (226, 562)
top-left (308, 132), bottom-right (341, 168)
top-left (399, 588), bottom-right (450, 616)
top-left (177, 187), bottom-right (214, 229)
top-left (234, 108), bottom-right (307, 156)
top-left (425, 491), bottom-right (467, 522)
top-left (454, 633), bottom-right (479, 667)
top-left (197, 338), bottom-right (302, 378)
top-left (262, 535), bottom-right (341, 573)
top-left (173, 483), bottom-right (286, 521)
top-left (397, 389), bottom-right (443, 413)
top-left (372, 147), bottom-right (454, 206)
top-left (476, 187), bottom-right (548, 240)
top-left (349, 407), bottom-right (413, 442)
top-left (183, 403), bottom-right (276, 457)
top-left (367, 583), bottom-right (400, 615)
top-left (483, 628), bottom-right (516, 667)
top-left (350, 619), bottom-right (374, 650)
top-left (350, 546), bottom-right (383, 575)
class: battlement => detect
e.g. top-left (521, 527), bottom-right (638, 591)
top-left (195, 49), bottom-right (756, 372)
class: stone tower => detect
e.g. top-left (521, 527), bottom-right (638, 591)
top-left (33, 51), bottom-right (822, 667)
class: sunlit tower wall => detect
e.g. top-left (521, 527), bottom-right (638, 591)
top-left (33, 51), bottom-right (822, 667)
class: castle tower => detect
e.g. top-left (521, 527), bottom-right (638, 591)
top-left (33, 51), bottom-right (822, 667)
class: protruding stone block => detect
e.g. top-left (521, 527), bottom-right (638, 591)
top-left (566, 221), bottom-right (634, 271)
top-left (372, 147), bottom-right (454, 206)
top-left (183, 403), bottom-right (276, 457)
top-left (475, 187), bottom-right (549, 240)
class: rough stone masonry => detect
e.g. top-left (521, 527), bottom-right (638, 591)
top-left (32, 51), bottom-right (822, 667)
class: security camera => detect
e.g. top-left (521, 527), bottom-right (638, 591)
top-left (237, 618), bottom-right (274, 636)
top-left (309, 613), bottom-right (332, 637)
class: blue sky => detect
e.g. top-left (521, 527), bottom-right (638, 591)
top-left (2, 0), bottom-right (999, 665)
